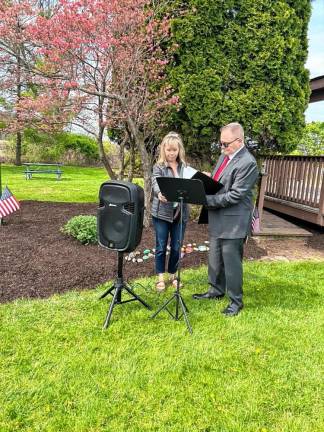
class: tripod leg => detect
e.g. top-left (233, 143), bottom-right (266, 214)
top-left (175, 292), bottom-right (180, 320)
top-left (181, 296), bottom-right (189, 313)
top-left (124, 284), bottom-right (151, 310)
top-left (178, 295), bottom-right (193, 334)
top-left (151, 294), bottom-right (176, 319)
top-left (103, 285), bottom-right (121, 329)
top-left (99, 285), bottom-right (115, 299)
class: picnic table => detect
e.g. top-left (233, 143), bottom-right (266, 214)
top-left (23, 162), bottom-right (63, 180)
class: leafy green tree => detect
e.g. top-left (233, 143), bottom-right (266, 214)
top-left (294, 122), bottom-right (324, 155)
top-left (168, 0), bottom-right (311, 159)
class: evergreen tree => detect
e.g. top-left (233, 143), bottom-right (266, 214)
top-left (168, 0), bottom-right (311, 159)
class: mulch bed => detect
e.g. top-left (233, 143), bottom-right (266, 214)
top-left (1, 201), bottom-right (269, 303)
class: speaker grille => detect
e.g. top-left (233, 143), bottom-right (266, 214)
top-left (123, 202), bottom-right (135, 214)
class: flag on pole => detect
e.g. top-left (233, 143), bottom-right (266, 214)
top-left (251, 206), bottom-right (260, 234)
top-left (0, 186), bottom-right (20, 218)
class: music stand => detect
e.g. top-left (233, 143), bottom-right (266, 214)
top-left (151, 177), bottom-right (207, 333)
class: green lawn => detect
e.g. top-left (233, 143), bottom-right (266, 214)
top-left (1, 164), bottom-right (323, 430)
top-left (0, 164), bottom-right (143, 202)
top-left (1, 262), bottom-right (323, 432)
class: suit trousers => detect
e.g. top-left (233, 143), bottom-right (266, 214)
top-left (208, 237), bottom-right (244, 308)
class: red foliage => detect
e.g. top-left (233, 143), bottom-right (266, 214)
top-left (29, 0), bottom-right (177, 133)
top-left (0, 1), bottom-right (75, 133)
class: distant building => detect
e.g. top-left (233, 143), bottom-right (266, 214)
top-left (310, 75), bottom-right (324, 103)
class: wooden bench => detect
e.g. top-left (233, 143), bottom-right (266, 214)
top-left (23, 163), bottom-right (63, 180)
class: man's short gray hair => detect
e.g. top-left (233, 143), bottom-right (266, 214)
top-left (221, 122), bottom-right (244, 141)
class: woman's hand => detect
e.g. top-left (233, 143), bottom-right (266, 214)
top-left (202, 171), bottom-right (211, 177)
top-left (158, 192), bottom-right (168, 203)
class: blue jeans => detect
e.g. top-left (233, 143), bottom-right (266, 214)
top-left (152, 216), bottom-right (186, 275)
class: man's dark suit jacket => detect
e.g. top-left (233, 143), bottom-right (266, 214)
top-left (206, 146), bottom-right (259, 239)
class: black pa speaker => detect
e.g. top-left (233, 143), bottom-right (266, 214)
top-left (98, 180), bottom-right (144, 252)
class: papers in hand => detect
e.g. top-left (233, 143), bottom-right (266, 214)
top-left (182, 166), bottom-right (198, 179)
top-left (181, 167), bottom-right (223, 225)
top-left (182, 166), bottom-right (222, 194)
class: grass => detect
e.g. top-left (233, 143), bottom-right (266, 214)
top-left (1, 164), bottom-right (323, 430)
top-left (1, 261), bottom-right (323, 432)
top-left (0, 164), bottom-right (143, 202)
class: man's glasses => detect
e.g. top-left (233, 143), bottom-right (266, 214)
top-left (219, 137), bottom-right (240, 148)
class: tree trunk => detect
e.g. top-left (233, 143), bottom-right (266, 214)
top-left (98, 135), bottom-right (116, 180)
top-left (136, 135), bottom-right (152, 227)
top-left (125, 117), bottom-right (153, 227)
top-left (127, 139), bottom-right (136, 182)
top-left (97, 96), bottom-right (116, 179)
top-left (118, 133), bottom-right (129, 180)
top-left (15, 131), bottom-right (22, 166)
top-left (142, 167), bottom-right (152, 228)
top-left (15, 55), bottom-right (22, 166)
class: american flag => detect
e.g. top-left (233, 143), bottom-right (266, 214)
top-left (0, 186), bottom-right (20, 218)
top-left (251, 206), bottom-right (260, 234)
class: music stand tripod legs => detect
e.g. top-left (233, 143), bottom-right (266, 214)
top-left (151, 197), bottom-right (193, 334)
top-left (100, 252), bottom-right (151, 329)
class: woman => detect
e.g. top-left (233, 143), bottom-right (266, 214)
top-left (151, 132), bottom-right (190, 292)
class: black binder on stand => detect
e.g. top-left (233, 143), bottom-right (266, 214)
top-left (191, 172), bottom-right (223, 224)
top-left (192, 171), bottom-right (222, 195)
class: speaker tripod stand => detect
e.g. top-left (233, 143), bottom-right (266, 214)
top-left (100, 252), bottom-right (151, 329)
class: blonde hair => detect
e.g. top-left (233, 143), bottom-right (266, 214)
top-left (157, 132), bottom-right (186, 165)
top-left (220, 122), bottom-right (244, 141)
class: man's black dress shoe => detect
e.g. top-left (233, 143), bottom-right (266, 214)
top-left (222, 304), bottom-right (243, 316)
top-left (192, 292), bottom-right (225, 300)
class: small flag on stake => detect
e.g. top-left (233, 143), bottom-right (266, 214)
top-left (251, 206), bottom-right (260, 234)
top-left (0, 186), bottom-right (20, 218)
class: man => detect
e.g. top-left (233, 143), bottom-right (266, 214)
top-left (193, 122), bottom-right (259, 316)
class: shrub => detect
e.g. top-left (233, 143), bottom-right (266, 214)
top-left (56, 132), bottom-right (99, 163)
top-left (61, 215), bottom-right (97, 244)
top-left (23, 128), bottom-right (59, 162)
top-left (22, 129), bottom-right (100, 165)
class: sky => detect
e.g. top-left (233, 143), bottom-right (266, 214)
top-left (305, 0), bottom-right (324, 122)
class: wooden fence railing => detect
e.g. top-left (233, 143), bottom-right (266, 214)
top-left (262, 156), bottom-right (324, 227)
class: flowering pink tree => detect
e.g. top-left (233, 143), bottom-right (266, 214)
top-left (0, 0), bottom-right (39, 164)
top-left (0, 0), bottom-right (73, 164)
top-left (31, 0), bottom-right (177, 222)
